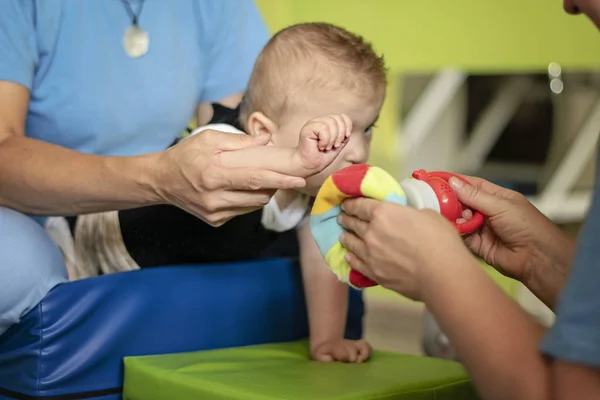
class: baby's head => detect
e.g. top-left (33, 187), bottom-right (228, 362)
top-left (240, 22), bottom-right (387, 195)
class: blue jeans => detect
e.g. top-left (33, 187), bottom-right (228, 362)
top-left (0, 207), bottom-right (67, 336)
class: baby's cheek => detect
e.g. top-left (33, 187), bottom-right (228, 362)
top-left (305, 172), bottom-right (329, 196)
top-left (305, 156), bottom-right (349, 194)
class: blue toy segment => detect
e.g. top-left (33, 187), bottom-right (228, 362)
top-left (384, 192), bottom-right (408, 206)
top-left (309, 205), bottom-right (344, 256)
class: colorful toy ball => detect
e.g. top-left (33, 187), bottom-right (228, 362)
top-left (309, 164), bottom-right (407, 289)
top-left (310, 164), bottom-right (485, 289)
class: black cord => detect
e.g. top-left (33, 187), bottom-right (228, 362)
top-left (121, 0), bottom-right (145, 26)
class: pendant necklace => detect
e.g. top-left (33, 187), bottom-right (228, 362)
top-left (122, 0), bottom-right (149, 58)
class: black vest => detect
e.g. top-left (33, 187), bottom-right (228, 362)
top-left (119, 104), bottom-right (299, 267)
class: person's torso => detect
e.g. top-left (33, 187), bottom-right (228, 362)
top-left (27, 0), bottom-right (221, 156)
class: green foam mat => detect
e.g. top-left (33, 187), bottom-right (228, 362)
top-left (123, 341), bottom-right (479, 399)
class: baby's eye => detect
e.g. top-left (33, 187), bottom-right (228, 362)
top-left (364, 124), bottom-right (377, 136)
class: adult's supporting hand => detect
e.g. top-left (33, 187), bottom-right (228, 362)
top-left (337, 198), bottom-right (470, 300)
top-left (0, 81), bottom-right (304, 220)
top-left (449, 176), bottom-right (575, 309)
top-left (152, 129), bottom-right (306, 227)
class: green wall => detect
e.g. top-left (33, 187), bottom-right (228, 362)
top-left (258, 0), bottom-right (600, 71)
top-left (257, 0), bottom-right (600, 174)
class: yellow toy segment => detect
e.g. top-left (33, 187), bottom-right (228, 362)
top-left (324, 241), bottom-right (352, 285)
top-left (311, 177), bottom-right (349, 215)
top-left (360, 166), bottom-right (405, 200)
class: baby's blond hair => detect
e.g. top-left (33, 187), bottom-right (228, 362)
top-left (240, 22), bottom-right (387, 127)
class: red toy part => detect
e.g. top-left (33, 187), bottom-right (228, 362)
top-left (331, 164), bottom-right (370, 197)
top-left (411, 170), bottom-right (484, 235)
top-left (349, 269), bottom-right (378, 288)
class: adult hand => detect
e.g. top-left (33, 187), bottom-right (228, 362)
top-left (151, 129), bottom-right (306, 226)
top-left (449, 176), bottom-right (574, 309)
top-left (338, 199), bottom-right (469, 300)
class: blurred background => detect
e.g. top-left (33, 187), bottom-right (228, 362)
top-left (255, 0), bottom-right (600, 355)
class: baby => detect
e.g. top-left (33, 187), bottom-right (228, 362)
top-left (73, 22), bottom-right (387, 363)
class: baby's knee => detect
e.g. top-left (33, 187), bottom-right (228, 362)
top-left (0, 208), bottom-right (68, 336)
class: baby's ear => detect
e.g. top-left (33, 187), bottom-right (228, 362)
top-left (246, 112), bottom-right (278, 145)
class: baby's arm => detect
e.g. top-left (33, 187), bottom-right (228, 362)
top-left (220, 114), bottom-right (352, 178)
top-left (297, 223), bottom-right (371, 363)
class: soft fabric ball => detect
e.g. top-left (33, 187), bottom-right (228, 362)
top-left (310, 164), bottom-right (407, 289)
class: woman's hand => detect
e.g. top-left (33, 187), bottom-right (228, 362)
top-left (338, 198), bottom-right (470, 300)
top-left (449, 176), bottom-right (574, 309)
top-left (151, 129), bottom-right (306, 227)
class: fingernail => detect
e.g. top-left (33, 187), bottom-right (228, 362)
top-left (293, 178), bottom-right (305, 187)
top-left (449, 177), bottom-right (463, 189)
top-left (255, 133), bottom-right (270, 141)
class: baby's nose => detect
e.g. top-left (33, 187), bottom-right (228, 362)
top-left (345, 144), bottom-right (368, 165)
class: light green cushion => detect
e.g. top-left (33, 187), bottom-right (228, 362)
top-left (123, 341), bottom-right (479, 400)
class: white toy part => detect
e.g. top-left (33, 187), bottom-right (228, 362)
top-left (399, 178), bottom-right (441, 213)
top-left (399, 170), bottom-right (485, 236)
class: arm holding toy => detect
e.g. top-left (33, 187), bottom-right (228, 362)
top-left (220, 114), bottom-right (352, 178)
top-left (450, 176), bottom-right (574, 310)
top-left (338, 200), bottom-right (551, 400)
top-left (297, 223), bottom-right (371, 363)
top-left (339, 172), bottom-right (600, 400)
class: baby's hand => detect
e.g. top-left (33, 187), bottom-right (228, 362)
top-left (310, 338), bottom-right (371, 363)
top-left (294, 114), bottom-right (353, 173)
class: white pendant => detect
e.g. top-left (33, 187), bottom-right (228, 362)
top-left (123, 25), bottom-right (149, 58)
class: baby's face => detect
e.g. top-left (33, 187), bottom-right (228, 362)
top-left (275, 88), bottom-right (385, 196)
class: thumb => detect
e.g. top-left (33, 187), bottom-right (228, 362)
top-left (449, 176), bottom-right (498, 216)
top-left (216, 131), bottom-right (271, 152)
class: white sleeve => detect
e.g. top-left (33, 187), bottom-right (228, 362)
top-left (261, 194), bottom-right (310, 232)
top-left (188, 123), bottom-right (245, 136)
